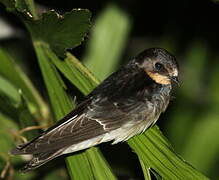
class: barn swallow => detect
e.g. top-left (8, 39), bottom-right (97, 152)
top-left (11, 48), bottom-right (179, 172)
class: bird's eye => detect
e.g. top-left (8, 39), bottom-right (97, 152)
top-left (155, 63), bottom-right (164, 71)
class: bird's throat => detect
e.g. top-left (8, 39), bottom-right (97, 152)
top-left (146, 71), bottom-right (171, 85)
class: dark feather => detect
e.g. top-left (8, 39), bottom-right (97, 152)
top-left (20, 148), bottom-right (66, 172)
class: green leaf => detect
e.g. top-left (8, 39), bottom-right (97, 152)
top-left (0, 76), bottom-right (21, 120)
top-left (44, 50), bottom-right (98, 95)
top-left (139, 159), bottom-right (152, 180)
top-left (86, 147), bottom-right (116, 179)
top-left (0, 0), bottom-right (37, 18)
top-left (84, 5), bottom-right (131, 80)
top-left (34, 43), bottom-right (74, 120)
top-left (0, 75), bottom-right (21, 105)
top-left (26, 9), bottom-right (91, 57)
top-left (0, 48), bottom-right (48, 120)
top-left (17, 95), bottom-right (39, 139)
top-left (67, 147), bottom-right (116, 180)
top-left (0, 76), bottom-right (38, 139)
top-left (0, 113), bottom-right (23, 179)
top-left (0, 1), bottom-right (90, 49)
top-left (209, 54), bottom-right (219, 105)
top-left (16, 0), bottom-right (38, 18)
top-left (128, 127), bottom-right (208, 179)
top-left (33, 43), bottom-right (116, 180)
top-left (182, 112), bottom-right (219, 176)
top-left (0, 112), bottom-right (18, 154)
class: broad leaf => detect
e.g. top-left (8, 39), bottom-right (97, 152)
top-left (26, 9), bottom-right (91, 57)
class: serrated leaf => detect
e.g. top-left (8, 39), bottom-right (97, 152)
top-left (1, 1), bottom-right (91, 56)
top-left (27, 9), bottom-right (91, 57)
top-left (15, 0), bottom-right (38, 18)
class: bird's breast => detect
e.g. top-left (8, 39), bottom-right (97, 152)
top-left (149, 84), bottom-right (172, 117)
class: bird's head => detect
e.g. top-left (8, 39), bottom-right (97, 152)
top-left (135, 48), bottom-right (179, 85)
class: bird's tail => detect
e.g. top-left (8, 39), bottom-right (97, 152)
top-left (11, 147), bottom-right (66, 173)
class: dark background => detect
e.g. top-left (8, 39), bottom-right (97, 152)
top-left (1, 0), bottom-right (219, 179)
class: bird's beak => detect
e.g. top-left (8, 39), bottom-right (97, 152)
top-left (170, 76), bottom-right (179, 86)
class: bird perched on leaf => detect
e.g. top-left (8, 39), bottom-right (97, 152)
top-left (11, 48), bottom-right (179, 172)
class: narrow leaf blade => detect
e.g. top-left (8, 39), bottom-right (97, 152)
top-left (84, 5), bottom-right (131, 80)
top-left (0, 48), bottom-right (48, 120)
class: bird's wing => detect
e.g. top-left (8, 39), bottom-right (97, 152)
top-left (11, 95), bottom-right (149, 155)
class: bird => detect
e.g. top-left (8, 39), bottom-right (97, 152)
top-left (10, 47), bottom-right (179, 172)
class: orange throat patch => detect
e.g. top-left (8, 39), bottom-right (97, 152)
top-left (146, 71), bottom-right (171, 85)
